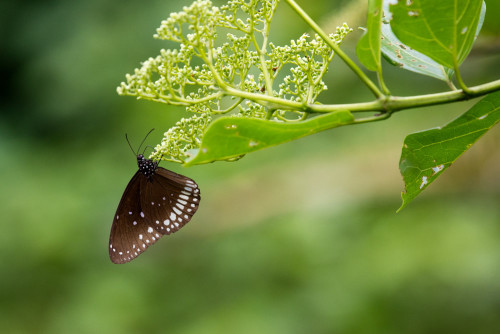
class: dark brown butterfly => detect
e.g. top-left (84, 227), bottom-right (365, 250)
top-left (109, 130), bottom-right (200, 264)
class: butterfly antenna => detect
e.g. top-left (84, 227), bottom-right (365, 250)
top-left (125, 133), bottom-right (136, 156)
top-left (125, 129), bottom-right (155, 156)
top-left (137, 128), bottom-right (155, 155)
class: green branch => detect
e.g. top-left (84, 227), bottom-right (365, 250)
top-left (208, 77), bottom-right (500, 116)
top-left (118, 0), bottom-right (499, 166)
top-left (306, 79), bottom-right (500, 114)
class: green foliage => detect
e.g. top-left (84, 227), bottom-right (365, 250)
top-left (399, 91), bottom-right (500, 210)
top-left (185, 110), bottom-right (354, 165)
top-left (118, 0), bottom-right (352, 163)
top-left (118, 0), bottom-right (500, 208)
top-left (356, 0), bottom-right (383, 72)
top-left (389, 0), bottom-right (484, 69)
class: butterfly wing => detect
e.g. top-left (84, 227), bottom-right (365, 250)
top-left (141, 167), bottom-right (201, 235)
top-left (109, 172), bottom-right (165, 264)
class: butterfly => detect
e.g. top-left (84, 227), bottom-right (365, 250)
top-left (109, 130), bottom-right (200, 264)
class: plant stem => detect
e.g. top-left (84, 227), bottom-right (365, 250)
top-left (454, 60), bottom-right (473, 95)
top-left (248, 5), bottom-right (273, 96)
top-left (307, 79), bottom-right (500, 114)
top-left (210, 77), bottom-right (500, 115)
top-left (284, 0), bottom-right (384, 99)
top-left (377, 70), bottom-right (391, 95)
top-left (353, 112), bottom-right (392, 124)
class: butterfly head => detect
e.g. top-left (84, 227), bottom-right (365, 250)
top-left (137, 154), bottom-right (158, 181)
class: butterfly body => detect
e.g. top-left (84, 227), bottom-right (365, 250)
top-left (137, 154), bottom-right (158, 181)
top-left (109, 154), bottom-right (200, 264)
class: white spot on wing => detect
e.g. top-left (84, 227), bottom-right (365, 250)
top-left (139, 234), bottom-right (143, 240)
top-left (170, 212), bottom-right (176, 220)
top-left (173, 207), bottom-right (182, 215)
top-left (176, 203), bottom-right (185, 210)
top-left (140, 212), bottom-right (145, 218)
top-left (133, 221), bottom-right (137, 226)
top-left (163, 219), bottom-right (170, 226)
top-left (147, 227), bottom-right (154, 233)
top-left (179, 195), bottom-right (189, 200)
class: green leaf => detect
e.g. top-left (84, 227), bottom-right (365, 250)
top-left (380, 22), bottom-right (454, 82)
top-left (184, 111), bottom-right (355, 166)
top-left (399, 91), bottom-right (500, 210)
top-left (356, 0), bottom-right (383, 72)
top-left (390, 0), bottom-right (484, 69)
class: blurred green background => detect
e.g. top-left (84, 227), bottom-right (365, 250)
top-left (2, 0), bottom-right (500, 333)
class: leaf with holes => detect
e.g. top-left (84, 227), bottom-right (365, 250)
top-left (389, 0), bottom-right (485, 69)
top-left (399, 91), bottom-right (500, 210)
top-left (356, 0), bottom-right (383, 72)
top-left (184, 111), bottom-right (355, 166)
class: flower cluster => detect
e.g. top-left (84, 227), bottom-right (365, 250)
top-left (149, 113), bottom-right (212, 163)
top-left (117, 0), bottom-right (351, 163)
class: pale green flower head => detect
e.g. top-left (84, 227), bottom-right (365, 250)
top-left (117, 0), bottom-right (352, 163)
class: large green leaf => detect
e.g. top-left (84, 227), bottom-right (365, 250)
top-left (390, 0), bottom-right (484, 69)
top-left (356, 0), bottom-right (383, 72)
top-left (185, 111), bottom-right (355, 166)
top-left (399, 91), bottom-right (500, 210)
